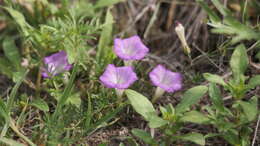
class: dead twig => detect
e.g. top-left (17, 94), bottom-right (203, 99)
top-left (252, 114), bottom-right (260, 146)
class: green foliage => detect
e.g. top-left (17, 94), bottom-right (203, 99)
top-left (175, 133), bottom-right (205, 146)
top-left (30, 98), bottom-right (49, 112)
top-left (3, 37), bottom-right (21, 69)
top-left (208, 83), bottom-right (224, 112)
top-left (180, 111), bottom-right (209, 124)
top-left (230, 44), bottom-right (248, 80)
top-left (126, 88), bottom-right (207, 145)
top-left (197, 0), bottom-right (260, 44)
top-left (2, 6), bottom-right (32, 36)
top-left (175, 86), bottom-right (208, 114)
top-left (95, 0), bottom-right (124, 9)
top-left (126, 89), bottom-right (156, 120)
top-left (202, 45), bottom-right (259, 145)
top-left (96, 8), bottom-right (115, 67)
top-left (203, 73), bottom-right (227, 86)
top-left (131, 129), bottom-right (157, 145)
top-left (0, 137), bottom-right (25, 146)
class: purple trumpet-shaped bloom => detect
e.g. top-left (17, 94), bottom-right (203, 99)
top-left (149, 65), bottom-right (182, 92)
top-left (114, 35), bottom-right (149, 61)
top-left (100, 64), bottom-right (138, 89)
top-left (42, 51), bottom-right (72, 78)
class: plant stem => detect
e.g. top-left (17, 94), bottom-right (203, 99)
top-left (124, 60), bottom-right (134, 66)
top-left (10, 119), bottom-right (36, 146)
top-left (116, 89), bottom-right (124, 103)
top-left (152, 87), bottom-right (165, 103)
top-left (36, 62), bottom-right (42, 97)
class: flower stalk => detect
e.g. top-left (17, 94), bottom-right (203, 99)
top-left (152, 87), bottom-right (165, 103)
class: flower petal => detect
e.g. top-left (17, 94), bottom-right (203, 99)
top-left (99, 64), bottom-right (118, 88)
top-left (149, 64), bottom-right (182, 93)
top-left (114, 35), bottom-right (149, 60)
top-left (42, 51), bottom-right (72, 78)
top-left (100, 64), bottom-right (138, 89)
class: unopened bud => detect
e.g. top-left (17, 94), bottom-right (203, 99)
top-left (175, 22), bottom-right (191, 55)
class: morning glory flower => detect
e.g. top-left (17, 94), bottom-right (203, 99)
top-left (100, 64), bottom-right (138, 99)
top-left (114, 35), bottom-right (149, 66)
top-left (42, 51), bottom-right (72, 78)
top-left (149, 64), bottom-right (182, 102)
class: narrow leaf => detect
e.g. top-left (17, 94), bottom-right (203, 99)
top-left (96, 9), bottom-right (114, 63)
top-left (95, 0), bottom-right (123, 8)
top-left (3, 7), bottom-right (31, 36)
top-left (211, 0), bottom-right (231, 16)
top-left (0, 98), bottom-right (9, 122)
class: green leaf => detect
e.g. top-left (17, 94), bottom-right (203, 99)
top-left (95, 0), bottom-right (124, 9)
top-left (177, 133), bottom-right (205, 146)
top-left (131, 129), bottom-right (157, 145)
top-left (89, 104), bottom-right (125, 132)
top-left (175, 86), bottom-right (208, 114)
top-left (209, 83), bottom-right (225, 112)
top-left (52, 64), bottom-right (78, 119)
top-left (2, 7), bottom-right (31, 36)
top-left (85, 95), bottom-right (92, 130)
top-left (7, 70), bottom-right (27, 111)
top-left (238, 96), bottom-right (258, 122)
top-left (230, 44), bottom-right (248, 79)
top-left (0, 98), bottom-right (9, 122)
top-left (247, 75), bottom-right (260, 89)
top-left (30, 98), bottom-right (49, 112)
top-left (180, 111), bottom-right (209, 124)
top-left (96, 8), bottom-right (114, 64)
top-left (196, 0), bottom-right (221, 23)
top-left (210, 17), bottom-right (259, 44)
top-left (211, 0), bottom-right (231, 16)
top-left (203, 73), bottom-right (227, 86)
top-left (125, 89), bottom-right (156, 120)
top-left (2, 37), bottom-right (21, 70)
top-left (66, 92), bottom-right (82, 108)
top-left (0, 58), bottom-right (13, 78)
top-left (147, 114), bottom-right (168, 128)
top-left (222, 130), bottom-right (240, 146)
top-left (0, 137), bottom-right (25, 146)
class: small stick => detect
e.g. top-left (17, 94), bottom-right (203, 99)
top-left (144, 2), bottom-right (161, 39)
top-left (252, 114), bottom-right (260, 146)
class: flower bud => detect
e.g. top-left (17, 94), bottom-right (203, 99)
top-left (175, 22), bottom-right (191, 55)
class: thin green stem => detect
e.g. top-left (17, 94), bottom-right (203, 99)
top-left (52, 64), bottom-right (78, 120)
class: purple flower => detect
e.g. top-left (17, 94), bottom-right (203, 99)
top-left (114, 35), bottom-right (149, 61)
top-left (149, 65), bottom-right (182, 92)
top-left (42, 51), bottom-right (72, 78)
top-left (100, 64), bottom-right (138, 89)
